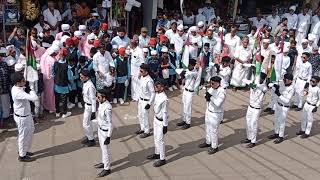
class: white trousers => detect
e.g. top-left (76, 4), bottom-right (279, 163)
top-left (83, 104), bottom-right (94, 140)
top-left (274, 104), bottom-right (289, 137)
top-left (153, 117), bottom-right (165, 160)
top-left (14, 115), bottom-right (35, 157)
top-left (182, 90), bottom-right (194, 124)
top-left (245, 106), bottom-right (261, 143)
top-left (131, 76), bottom-right (140, 101)
top-left (98, 128), bottom-right (111, 170)
top-left (34, 95), bottom-right (43, 117)
top-left (0, 93), bottom-right (10, 119)
top-left (138, 100), bottom-right (150, 133)
top-left (205, 110), bottom-right (223, 149)
top-left (268, 89), bottom-right (278, 110)
top-left (294, 78), bottom-right (307, 108)
top-left (301, 103), bottom-right (316, 135)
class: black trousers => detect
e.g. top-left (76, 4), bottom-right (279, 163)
top-left (69, 88), bottom-right (83, 104)
top-left (115, 83), bottom-right (125, 99)
top-left (55, 92), bottom-right (67, 114)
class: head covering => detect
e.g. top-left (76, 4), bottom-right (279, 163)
top-left (205, 0), bottom-right (211, 4)
top-left (151, 50), bottom-right (157, 55)
top-left (143, 48), bottom-right (149, 53)
top-left (52, 40), bottom-right (61, 48)
top-left (48, 45), bottom-right (60, 55)
top-left (119, 47), bottom-right (126, 56)
top-left (6, 56), bottom-right (16, 66)
top-left (91, 12), bottom-right (99, 17)
top-left (61, 24), bottom-right (70, 32)
top-left (159, 35), bottom-right (167, 43)
top-left (74, 31), bottom-right (82, 37)
top-left (93, 39), bottom-right (101, 48)
top-left (61, 35), bottom-right (70, 45)
top-left (6, 45), bottom-right (14, 55)
top-left (177, 24), bottom-right (184, 31)
top-left (112, 45), bottom-right (118, 49)
top-left (101, 23), bottom-right (108, 31)
top-left (161, 46), bottom-right (168, 53)
top-left (190, 26), bottom-right (197, 32)
top-left (302, 39), bottom-right (308, 44)
top-left (87, 33), bottom-right (97, 40)
top-left (308, 34), bottom-right (316, 41)
top-left (197, 21), bottom-right (204, 27)
top-left (262, 39), bottom-right (270, 43)
top-left (141, 27), bottom-right (148, 32)
top-left (65, 38), bottom-right (73, 46)
top-left (72, 36), bottom-right (79, 45)
top-left (149, 38), bottom-right (157, 45)
top-left (78, 25), bottom-right (87, 31)
top-left (289, 6), bottom-right (296, 11)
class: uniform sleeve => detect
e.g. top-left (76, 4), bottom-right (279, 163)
top-left (105, 108), bottom-right (113, 137)
top-left (15, 90), bottom-right (38, 102)
top-left (279, 88), bottom-right (294, 104)
top-left (89, 86), bottom-right (97, 112)
top-left (210, 91), bottom-right (226, 107)
top-left (162, 100), bottom-right (169, 126)
top-left (317, 89), bottom-right (320, 107)
top-left (148, 81), bottom-right (155, 105)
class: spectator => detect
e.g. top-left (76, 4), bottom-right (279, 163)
top-left (43, 0), bottom-right (62, 35)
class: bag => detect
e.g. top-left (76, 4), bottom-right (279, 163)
top-left (162, 69), bottom-right (169, 79)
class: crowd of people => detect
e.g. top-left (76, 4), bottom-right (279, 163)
top-left (0, 0), bottom-right (320, 178)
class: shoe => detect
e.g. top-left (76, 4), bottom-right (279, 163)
top-left (264, 108), bottom-right (272, 112)
top-left (62, 112), bottom-right (72, 118)
top-left (169, 87), bottom-right (173, 92)
top-left (18, 155), bottom-right (34, 162)
top-left (140, 133), bottom-right (150, 138)
top-left (55, 113), bottom-right (60, 118)
top-left (267, 134), bottom-right (279, 139)
top-left (172, 85), bottom-right (178, 90)
top-left (147, 154), bottom-right (160, 160)
top-left (26, 152), bottom-right (34, 156)
top-left (291, 105), bottom-right (298, 109)
top-left (301, 134), bottom-right (309, 139)
top-left (198, 142), bottom-right (211, 148)
top-left (274, 137), bottom-right (284, 144)
top-left (135, 130), bottom-right (144, 135)
top-left (67, 103), bottom-right (75, 109)
top-left (94, 163), bottom-right (104, 169)
top-left (176, 121), bottom-right (186, 126)
top-left (113, 98), bottom-right (117, 104)
top-left (86, 140), bottom-right (96, 147)
top-left (240, 139), bottom-right (251, 144)
top-left (295, 108), bottom-right (302, 111)
top-left (97, 169), bottom-right (111, 177)
top-left (208, 147), bottom-right (218, 155)
top-left (181, 124), bottom-right (190, 130)
top-left (77, 102), bottom-right (83, 108)
top-left (119, 98), bottom-right (124, 104)
top-left (246, 143), bottom-right (256, 148)
top-left (220, 120), bottom-right (224, 124)
top-left (153, 159), bottom-right (166, 167)
top-left (296, 131), bottom-right (305, 135)
top-left (81, 137), bottom-right (89, 144)
top-left (269, 110), bottom-right (275, 114)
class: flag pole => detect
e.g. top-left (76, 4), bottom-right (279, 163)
top-left (24, 29), bottom-right (29, 80)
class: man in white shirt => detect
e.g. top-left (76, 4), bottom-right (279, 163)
top-left (267, 9), bottom-right (281, 34)
top-left (165, 22), bottom-right (178, 42)
top-left (282, 6), bottom-right (298, 30)
top-left (296, 8), bottom-right (311, 45)
top-left (43, 0), bottom-right (62, 36)
top-left (202, 0), bottom-right (215, 23)
top-left (171, 24), bottom-right (186, 58)
top-left (188, 26), bottom-right (202, 59)
top-left (224, 25), bottom-right (241, 58)
top-left (196, 9), bottom-right (206, 25)
top-left (311, 9), bottom-right (320, 32)
top-left (111, 27), bottom-right (130, 48)
top-left (183, 9), bottom-right (195, 27)
top-left (139, 27), bottom-right (150, 48)
top-left (249, 12), bottom-right (268, 30)
top-left (130, 40), bottom-right (145, 101)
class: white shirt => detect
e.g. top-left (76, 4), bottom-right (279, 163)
top-left (196, 14), bottom-right (206, 24)
top-left (11, 86), bottom-right (38, 116)
top-left (139, 75), bottom-right (155, 105)
top-left (202, 7), bottom-right (215, 22)
top-left (207, 87), bottom-right (226, 113)
top-left (311, 15), bottom-right (320, 32)
top-left (171, 33), bottom-right (186, 55)
top-left (297, 13), bottom-right (311, 32)
top-left (249, 83), bottom-right (268, 108)
top-left (82, 80), bottom-right (96, 112)
top-left (153, 92), bottom-right (168, 126)
top-left (234, 45), bottom-right (252, 62)
top-left (266, 15), bottom-right (281, 34)
top-left (111, 36), bottom-right (130, 47)
top-left (183, 15), bottom-right (195, 25)
top-left (165, 29), bottom-right (178, 42)
top-left (130, 46), bottom-right (145, 76)
top-left (261, 47), bottom-right (272, 73)
top-left (306, 85), bottom-right (320, 107)
top-left (282, 13), bottom-right (298, 30)
top-left (224, 33), bottom-right (241, 57)
top-left (184, 69), bottom-right (198, 91)
top-left (296, 45), bottom-right (312, 65)
top-left (249, 17), bottom-right (268, 29)
top-left (247, 33), bottom-right (256, 50)
top-left (275, 54), bottom-right (290, 79)
top-left (103, 73), bottom-right (116, 88)
top-left (93, 51), bottom-right (110, 75)
top-left (43, 9), bottom-right (62, 27)
top-left (138, 35), bottom-right (150, 48)
top-left (295, 61), bottom-right (312, 81)
top-left (278, 83), bottom-right (294, 106)
top-left (97, 101), bottom-right (113, 137)
top-left (219, 66), bottom-right (232, 88)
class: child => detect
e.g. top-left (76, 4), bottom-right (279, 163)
top-left (103, 66), bottom-right (116, 103)
top-left (114, 47), bottom-right (129, 104)
top-left (168, 44), bottom-right (179, 90)
top-left (67, 56), bottom-right (78, 109)
top-left (111, 45), bottom-right (118, 59)
top-left (143, 48), bottom-right (149, 59)
top-left (199, 43), bottom-right (213, 87)
top-left (34, 64), bottom-right (44, 120)
top-left (148, 50), bottom-right (161, 81)
top-left (160, 46), bottom-right (170, 90)
top-left (218, 56), bottom-right (232, 89)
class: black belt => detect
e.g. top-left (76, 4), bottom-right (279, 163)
top-left (99, 126), bottom-right (108, 132)
top-left (156, 116), bottom-right (163, 121)
top-left (250, 105), bottom-right (261, 110)
top-left (299, 77), bottom-right (307, 81)
top-left (140, 97), bottom-right (149, 101)
top-left (278, 102), bottom-right (289, 108)
top-left (185, 88), bottom-right (194, 92)
top-left (307, 101), bottom-right (316, 106)
top-left (86, 103), bottom-right (92, 106)
top-left (14, 114), bottom-right (29, 117)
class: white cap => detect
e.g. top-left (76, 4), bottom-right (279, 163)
top-left (197, 21), bottom-right (204, 27)
top-left (61, 24), bottom-right (70, 31)
top-left (79, 25), bottom-right (86, 31)
top-left (60, 35), bottom-right (70, 44)
top-left (289, 6), bottom-right (296, 11)
top-left (205, 0), bottom-right (211, 3)
top-left (14, 63), bottom-right (24, 72)
top-left (262, 39), bottom-right (270, 43)
top-left (48, 45), bottom-right (60, 55)
top-left (87, 33), bottom-right (97, 40)
top-left (177, 24), bottom-right (184, 31)
top-left (143, 48), bottom-right (149, 53)
top-left (6, 57), bottom-right (16, 66)
top-left (308, 34), bottom-right (316, 41)
top-left (161, 46), bottom-right (168, 53)
top-left (190, 26), bottom-right (197, 32)
top-left (112, 45), bottom-right (118, 49)
top-left (91, 12), bottom-right (99, 17)
top-left (6, 45), bottom-right (14, 55)
top-left (38, 32), bottom-right (44, 38)
top-left (74, 31), bottom-right (82, 37)
top-left (36, 63), bottom-right (41, 71)
top-left (151, 50), bottom-right (157, 55)
top-left (302, 39), bottom-right (308, 43)
top-left (52, 40), bottom-right (61, 48)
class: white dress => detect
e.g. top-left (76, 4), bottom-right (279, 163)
top-left (230, 46), bottom-right (252, 87)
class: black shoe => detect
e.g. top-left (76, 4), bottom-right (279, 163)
top-left (246, 143), bottom-right (256, 148)
top-left (26, 152), bottom-right (34, 156)
top-left (147, 154), bottom-right (160, 160)
top-left (291, 105), bottom-right (298, 109)
top-left (274, 137), bottom-right (284, 144)
top-left (94, 163), bottom-right (104, 169)
top-left (176, 121), bottom-right (186, 126)
top-left (295, 108), bottom-right (302, 111)
top-left (267, 134), bottom-right (279, 139)
top-left (81, 137), bottom-right (89, 144)
top-left (86, 140), bottom-right (96, 147)
top-left (135, 130), bottom-right (144, 135)
top-left (198, 142), bottom-right (211, 148)
top-left (18, 155), bottom-right (34, 162)
top-left (220, 120), bottom-right (224, 124)
top-left (240, 139), bottom-right (251, 144)
top-left (301, 134), bottom-right (309, 139)
top-left (140, 133), bottom-right (150, 138)
top-left (269, 110), bottom-right (275, 114)
top-left (208, 147), bottom-right (218, 155)
top-left (153, 159), bottom-right (166, 167)
top-left (264, 108), bottom-right (272, 112)
top-left (296, 131), bottom-right (305, 135)
top-left (97, 169), bottom-right (111, 177)
top-left (181, 123), bottom-right (190, 130)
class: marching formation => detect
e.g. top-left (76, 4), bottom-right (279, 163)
top-left (1, 0), bottom-right (320, 178)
